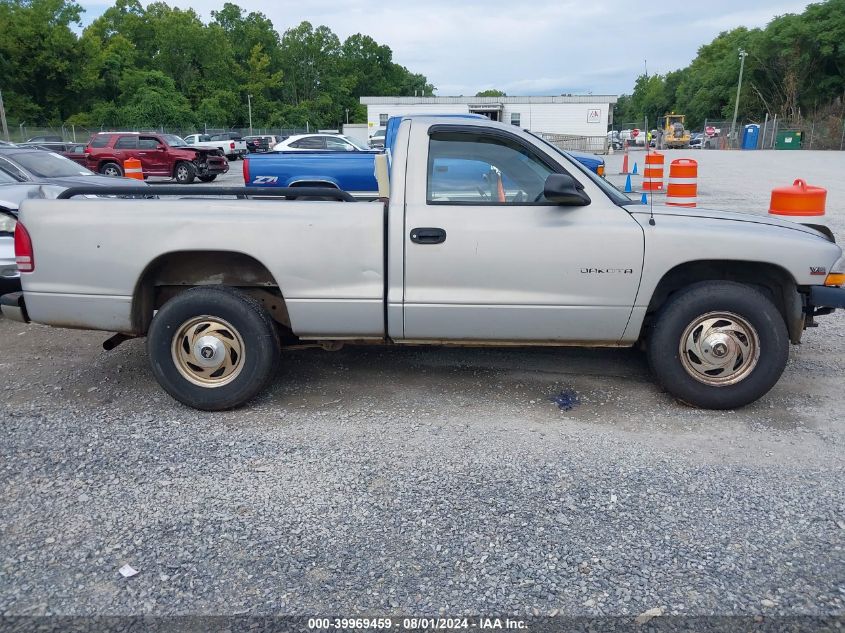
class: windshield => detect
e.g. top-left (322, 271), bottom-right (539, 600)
top-left (343, 136), bottom-right (370, 151)
top-left (528, 132), bottom-right (632, 206)
top-left (162, 134), bottom-right (188, 147)
top-left (13, 151), bottom-right (94, 178)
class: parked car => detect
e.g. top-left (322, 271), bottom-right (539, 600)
top-left (7, 115), bottom-right (843, 411)
top-left (0, 146), bottom-right (150, 189)
top-left (271, 134), bottom-right (375, 152)
top-left (184, 133), bottom-right (247, 160)
top-left (0, 208), bottom-right (17, 294)
top-left (85, 132), bottom-right (229, 183)
top-left (689, 133), bottom-right (704, 149)
top-left (19, 142), bottom-right (89, 165)
top-left (369, 129), bottom-right (386, 149)
top-left (26, 135), bottom-right (63, 143)
top-left (242, 135), bottom-right (284, 152)
top-left (0, 178), bottom-right (73, 295)
top-left (208, 132), bottom-right (248, 160)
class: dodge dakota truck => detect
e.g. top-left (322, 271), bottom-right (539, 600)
top-left (3, 116), bottom-right (844, 412)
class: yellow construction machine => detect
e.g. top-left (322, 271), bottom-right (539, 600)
top-left (659, 113), bottom-right (691, 148)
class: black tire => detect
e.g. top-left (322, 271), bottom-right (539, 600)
top-left (646, 281), bottom-right (789, 410)
top-left (99, 162), bottom-right (123, 177)
top-left (147, 286), bottom-right (281, 410)
top-left (174, 161), bottom-right (196, 184)
top-left (198, 175), bottom-right (217, 182)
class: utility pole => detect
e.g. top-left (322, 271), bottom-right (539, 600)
top-left (729, 48), bottom-right (748, 149)
top-left (0, 90), bottom-right (8, 141)
top-left (345, 109), bottom-right (349, 125)
top-left (247, 94), bottom-right (253, 136)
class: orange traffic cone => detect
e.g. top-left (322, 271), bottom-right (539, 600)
top-left (665, 159), bottom-right (698, 207)
top-left (123, 158), bottom-right (143, 180)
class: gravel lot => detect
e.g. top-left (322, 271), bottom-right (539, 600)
top-left (1, 150), bottom-right (844, 623)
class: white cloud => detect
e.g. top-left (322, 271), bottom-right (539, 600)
top-left (78, 0), bottom-right (815, 96)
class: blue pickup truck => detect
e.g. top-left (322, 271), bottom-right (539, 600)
top-left (243, 115), bottom-right (606, 197)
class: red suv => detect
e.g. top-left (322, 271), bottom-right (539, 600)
top-left (85, 132), bottom-right (229, 183)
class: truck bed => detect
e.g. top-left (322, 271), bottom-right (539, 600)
top-left (18, 195), bottom-right (387, 338)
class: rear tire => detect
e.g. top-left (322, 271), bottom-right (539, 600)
top-left (174, 161), bottom-right (196, 184)
top-left (646, 281), bottom-right (789, 409)
top-left (100, 162), bottom-right (123, 177)
top-left (147, 287), bottom-right (281, 410)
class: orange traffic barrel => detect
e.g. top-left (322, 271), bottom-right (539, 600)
top-left (769, 179), bottom-right (826, 217)
top-left (665, 158), bottom-right (697, 207)
top-left (123, 157), bottom-right (143, 180)
top-left (642, 151), bottom-right (664, 191)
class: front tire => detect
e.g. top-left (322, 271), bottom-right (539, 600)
top-left (147, 287), bottom-right (281, 410)
top-left (646, 281), bottom-right (789, 409)
top-left (174, 161), bottom-right (196, 184)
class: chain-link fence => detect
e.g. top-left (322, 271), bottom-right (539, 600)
top-left (8, 125), bottom-right (313, 144)
top-left (538, 133), bottom-right (607, 153)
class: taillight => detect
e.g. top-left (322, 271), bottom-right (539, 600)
top-left (15, 222), bottom-right (34, 272)
top-left (230, 142), bottom-right (235, 150)
top-left (242, 157), bottom-right (250, 184)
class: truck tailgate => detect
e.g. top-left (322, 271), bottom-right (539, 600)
top-left (17, 198), bottom-right (386, 337)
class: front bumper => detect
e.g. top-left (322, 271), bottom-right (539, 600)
top-left (1, 291), bottom-right (29, 323)
top-left (808, 285), bottom-right (845, 310)
top-left (804, 286), bottom-right (845, 330)
top-left (198, 158), bottom-right (230, 176)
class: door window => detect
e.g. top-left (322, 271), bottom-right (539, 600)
top-left (325, 137), bottom-right (353, 151)
top-left (427, 131), bottom-right (557, 204)
top-left (114, 136), bottom-right (138, 149)
top-left (138, 137), bottom-right (159, 150)
top-left (290, 137), bottom-right (325, 149)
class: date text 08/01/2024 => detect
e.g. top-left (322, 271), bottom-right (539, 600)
top-left (307, 617), bottom-right (528, 630)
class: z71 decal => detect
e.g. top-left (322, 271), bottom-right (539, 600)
top-left (252, 176), bottom-right (279, 184)
top-left (810, 267), bottom-right (827, 276)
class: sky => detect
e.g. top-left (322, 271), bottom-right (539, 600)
top-left (78, 0), bottom-right (815, 96)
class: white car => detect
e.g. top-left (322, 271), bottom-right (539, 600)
top-left (272, 134), bottom-right (372, 152)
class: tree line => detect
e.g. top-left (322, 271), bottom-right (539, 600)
top-left (0, 0), bottom-right (435, 130)
top-left (614, 0), bottom-right (845, 136)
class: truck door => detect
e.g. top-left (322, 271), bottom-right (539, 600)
top-left (401, 124), bottom-right (644, 343)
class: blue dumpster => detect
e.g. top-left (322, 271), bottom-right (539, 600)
top-left (742, 124), bottom-right (760, 150)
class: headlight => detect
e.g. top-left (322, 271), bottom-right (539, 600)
top-left (0, 214), bottom-right (16, 234)
top-left (826, 254), bottom-right (845, 287)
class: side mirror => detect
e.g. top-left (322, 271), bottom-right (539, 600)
top-left (543, 173), bottom-right (591, 206)
top-left (157, 144), bottom-right (166, 151)
top-left (345, 145), bottom-right (354, 151)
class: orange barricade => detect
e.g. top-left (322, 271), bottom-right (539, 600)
top-left (769, 179), bottom-right (826, 217)
top-left (123, 157), bottom-right (143, 180)
top-left (642, 151), bottom-right (664, 191)
top-left (665, 158), bottom-right (698, 207)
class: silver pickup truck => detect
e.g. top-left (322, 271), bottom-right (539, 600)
top-left (3, 116), bottom-right (844, 411)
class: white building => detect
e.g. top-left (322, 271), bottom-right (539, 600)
top-left (360, 95), bottom-right (617, 137)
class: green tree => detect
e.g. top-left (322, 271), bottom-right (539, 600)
top-left (476, 89), bottom-right (506, 97)
top-left (0, 0), bottom-right (84, 123)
